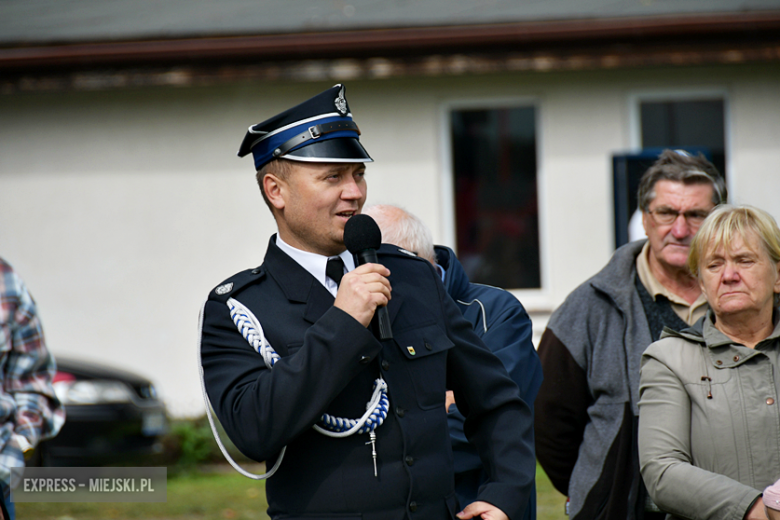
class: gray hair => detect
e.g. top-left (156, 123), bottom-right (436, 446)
top-left (362, 204), bottom-right (436, 264)
top-left (637, 149), bottom-right (727, 211)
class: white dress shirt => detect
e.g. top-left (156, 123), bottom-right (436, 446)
top-left (275, 236), bottom-right (355, 297)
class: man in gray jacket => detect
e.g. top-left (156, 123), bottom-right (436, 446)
top-left (534, 150), bottom-right (726, 520)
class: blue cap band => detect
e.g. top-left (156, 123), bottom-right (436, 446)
top-left (251, 115), bottom-right (359, 169)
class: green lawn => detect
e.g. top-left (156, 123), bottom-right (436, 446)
top-left (16, 470), bottom-right (271, 520)
top-left (17, 464), bottom-right (566, 520)
top-left (537, 462), bottom-right (568, 520)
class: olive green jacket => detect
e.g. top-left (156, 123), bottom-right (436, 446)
top-left (638, 311), bottom-right (780, 520)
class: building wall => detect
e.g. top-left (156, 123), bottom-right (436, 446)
top-left (1, 63), bottom-right (778, 416)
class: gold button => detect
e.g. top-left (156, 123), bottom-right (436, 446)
top-left (716, 360), bottom-right (723, 365)
top-left (768, 398), bottom-right (775, 405)
top-left (733, 355), bottom-right (740, 362)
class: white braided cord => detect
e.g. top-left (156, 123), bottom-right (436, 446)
top-left (227, 297), bottom-right (388, 437)
top-left (228, 297), bottom-right (280, 368)
top-left (313, 378), bottom-right (389, 437)
top-left (197, 299), bottom-right (285, 480)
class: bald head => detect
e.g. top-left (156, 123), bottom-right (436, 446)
top-left (362, 205), bottom-right (437, 265)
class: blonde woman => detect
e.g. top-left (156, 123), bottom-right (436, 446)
top-left (639, 205), bottom-right (780, 520)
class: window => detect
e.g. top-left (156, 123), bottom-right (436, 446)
top-left (640, 99), bottom-right (726, 175)
top-left (450, 106), bottom-right (540, 289)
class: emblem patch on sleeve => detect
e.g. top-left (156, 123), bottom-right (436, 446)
top-left (215, 283), bottom-right (234, 295)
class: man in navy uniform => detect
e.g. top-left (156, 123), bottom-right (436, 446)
top-left (199, 84), bottom-right (534, 520)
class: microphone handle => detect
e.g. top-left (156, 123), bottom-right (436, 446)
top-left (356, 249), bottom-right (393, 340)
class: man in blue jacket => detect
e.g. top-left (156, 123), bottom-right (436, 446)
top-left (365, 204), bottom-right (543, 520)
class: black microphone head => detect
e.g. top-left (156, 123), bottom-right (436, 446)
top-left (344, 214), bottom-right (382, 253)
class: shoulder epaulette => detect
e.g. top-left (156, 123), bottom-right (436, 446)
top-left (378, 244), bottom-right (426, 262)
top-left (209, 265), bottom-right (266, 302)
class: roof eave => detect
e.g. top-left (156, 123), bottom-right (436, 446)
top-left (3, 12), bottom-right (780, 70)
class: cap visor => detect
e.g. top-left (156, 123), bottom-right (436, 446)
top-left (284, 138), bottom-right (372, 163)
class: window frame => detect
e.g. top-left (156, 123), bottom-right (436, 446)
top-left (439, 96), bottom-right (550, 309)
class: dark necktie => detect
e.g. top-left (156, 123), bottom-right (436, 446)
top-left (326, 256), bottom-right (346, 287)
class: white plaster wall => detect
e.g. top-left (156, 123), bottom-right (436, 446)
top-left (728, 67), bottom-right (780, 210)
top-left (2, 63), bottom-right (779, 416)
top-left (0, 85), bottom-right (277, 416)
top-left (539, 72), bottom-right (628, 307)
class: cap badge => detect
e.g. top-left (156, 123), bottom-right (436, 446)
top-left (335, 88), bottom-right (348, 116)
top-left (215, 283), bottom-right (234, 295)
top-left (407, 346), bottom-right (416, 356)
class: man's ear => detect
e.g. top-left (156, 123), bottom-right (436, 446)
top-left (264, 173), bottom-right (286, 210)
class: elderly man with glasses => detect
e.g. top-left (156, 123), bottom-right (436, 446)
top-left (535, 150), bottom-right (727, 520)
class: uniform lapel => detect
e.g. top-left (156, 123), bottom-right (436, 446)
top-left (264, 236), bottom-right (336, 324)
top-left (303, 289), bottom-right (335, 324)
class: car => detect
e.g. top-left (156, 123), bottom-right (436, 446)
top-left (32, 356), bottom-right (168, 467)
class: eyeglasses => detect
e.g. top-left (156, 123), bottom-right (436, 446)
top-left (647, 207), bottom-right (711, 227)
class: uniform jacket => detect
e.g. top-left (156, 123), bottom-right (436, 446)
top-left (200, 237), bottom-right (535, 520)
top-left (638, 312), bottom-right (780, 520)
top-left (435, 245), bottom-right (542, 520)
top-left (535, 240), bottom-right (652, 520)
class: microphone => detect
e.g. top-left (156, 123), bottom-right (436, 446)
top-left (344, 214), bottom-right (393, 340)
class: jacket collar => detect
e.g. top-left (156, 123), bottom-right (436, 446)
top-left (590, 240), bottom-right (646, 310)
top-left (264, 237), bottom-right (409, 328)
top-left (703, 308), bottom-right (780, 348)
top-left (434, 245), bottom-right (470, 301)
top-left (662, 309), bottom-right (780, 346)
top-left (661, 308), bottom-right (780, 368)
top-left (264, 235), bottom-right (336, 324)
top-left (660, 314), bottom-right (706, 343)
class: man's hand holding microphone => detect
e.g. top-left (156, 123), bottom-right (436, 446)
top-left (335, 215), bottom-right (394, 339)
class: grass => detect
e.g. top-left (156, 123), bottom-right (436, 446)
top-left (16, 470), bottom-right (271, 520)
top-left (16, 464), bottom-right (566, 520)
top-left (537, 462), bottom-right (568, 520)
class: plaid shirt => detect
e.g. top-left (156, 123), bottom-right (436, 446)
top-left (0, 258), bottom-right (65, 493)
